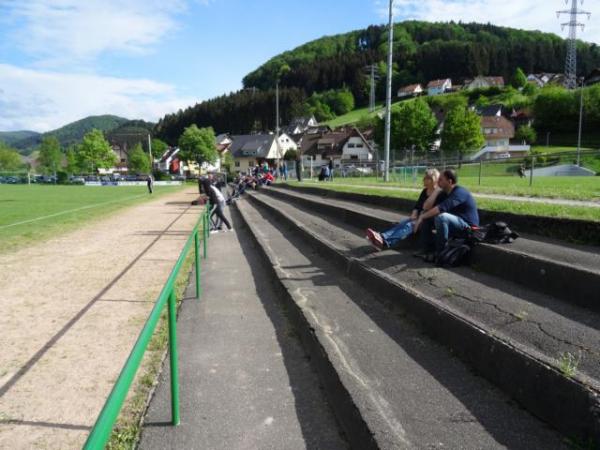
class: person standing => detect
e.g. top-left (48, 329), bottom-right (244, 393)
top-left (328, 159), bottom-right (334, 181)
top-left (203, 176), bottom-right (232, 232)
top-left (295, 157), bottom-right (303, 182)
top-left (146, 174), bottom-right (154, 194)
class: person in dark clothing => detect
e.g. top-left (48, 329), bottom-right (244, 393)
top-left (202, 176), bottom-right (232, 232)
top-left (146, 174), bottom-right (153, 194)
top-left (366, 169), bottom-right (441, 250)
top-left (295, 158), bottom-right (303, 182)
top-left (328, 159), bottom-right (334, 181)
top-left (414, 169), bottom-right (479, 261)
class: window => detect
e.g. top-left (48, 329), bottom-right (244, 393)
top-left (348, 143), bottom-right (355, 148)
top-left (356, 143), bottom-right (364, 148)
top-left (235, 161), bottom-right (240, 167)
top-left (350, 155), bottom-right (358, 160)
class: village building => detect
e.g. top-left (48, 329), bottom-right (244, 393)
top-left (426, 79), bottom-right (452, 96)
top-left (397, 83), bottom-right (423, 98)
top-left (300, 127), bottom-right (373, 168)
top-left (464, 76), bottom-right (505, 90)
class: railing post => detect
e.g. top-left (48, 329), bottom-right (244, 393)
top-left (194, 230), bottom-right (201, 299)
top-left (203, 203), bottom-right (209, 259)
top-left (478, 160), bottom-right (482, 186)
top-left (168, 289), bottom-right (180, 426)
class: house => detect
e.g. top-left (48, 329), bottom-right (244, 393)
top-left (464, 76), bottom-right (505, 90)
top-left (300, 127), bottom-right (373, 168)
top-left (157, 147), bottom-right (182, 174)
top-left (426, 79), bottom-right (452, 96)
top-left (397, 84), bottom-right (423, 98)
top-left (284, 116), bottom-right (318, 135)
top-left (475, 104), bottom-right (504, 117)
top-left (527, 74), bottom-right (545, 88)
top-left (585, 68), bottom-right (600, 86)
top-left (229, 133), bottom-right (297, 173)
top-left (469, 115), bottom-right (530, 161)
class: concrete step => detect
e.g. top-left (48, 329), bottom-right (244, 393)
top-left (244, 190), bottom-right (600, 445)
top-left (265, 185), bottom-right (600, 313)
top-left (139, 214), bottom-right (347, 450)
top-left (234, 198), bottom-right (566, 450)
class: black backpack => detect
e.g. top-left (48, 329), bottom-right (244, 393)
top-left (436, 238), bottom-right (473, 267)
top-left (483, 221), bottom-right (519, 244)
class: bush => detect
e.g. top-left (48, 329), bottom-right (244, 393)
top-left (56, 171), bottom-right (69, 184)
top-left (152, 170), bottom-right (170, 181)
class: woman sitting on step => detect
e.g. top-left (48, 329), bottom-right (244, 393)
top-left (366, 168), bottom-right (443, 251)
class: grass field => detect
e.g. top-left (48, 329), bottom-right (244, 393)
top-left (287, 180), bottom-right (600, 222)
top-left (0, 184), bottom-right (185, 253)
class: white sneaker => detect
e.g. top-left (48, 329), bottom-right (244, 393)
top-left (210, 230), bottom-right (220, 234)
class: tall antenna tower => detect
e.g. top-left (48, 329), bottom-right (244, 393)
top-left (557, 0), bottom-right (591, 89)
top-left (364, 65), bottom-right (380, 112)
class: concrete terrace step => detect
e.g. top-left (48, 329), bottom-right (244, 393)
top-left (266, 185), bottom-right (600, 312)
top-left (234, 198), bottom-right (566, 450)
top-left (139, 215), bottom-right (347, 450)
top-left (244, 190), bottom-right (600, 445)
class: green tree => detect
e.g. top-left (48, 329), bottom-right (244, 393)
top-left (0, 142), bottom-right (23, 171)
top-left (65, 146), bottom-right (79, 174)
top-left (178, 125), bottom-right (217, 165)
top-left (515, 124), bottom-right (537, 144)
top-left (511, 67), bottom-right (528, 89)
top-left (151, 138), bottom-right (168, 159)
top-left (441, 106), bottom-right (485, 163)
top-left (127, 143), bottom-right (151, 174)
top-left (37, 136), bottom-right (62, 175)
top-left (77, 129), bottom-right (117, 173)
top-left (221, 151), bottom-right (234, 174)
top-left (383, 99), bottom-right (437, 154)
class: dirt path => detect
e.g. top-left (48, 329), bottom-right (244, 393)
top-left (0, 187), bottom-right (202, 449)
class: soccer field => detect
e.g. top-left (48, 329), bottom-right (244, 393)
top-left (0, 184), bottom-right (185, 253)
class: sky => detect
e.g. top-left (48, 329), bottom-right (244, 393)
top-left (0, 0), bottom-right (599, 133)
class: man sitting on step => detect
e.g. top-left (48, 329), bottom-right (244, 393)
top-left (414, 169), bottom-right (479, 263)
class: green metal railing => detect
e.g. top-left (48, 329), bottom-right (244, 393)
top-left (84, 202), bottom-right (211, 449)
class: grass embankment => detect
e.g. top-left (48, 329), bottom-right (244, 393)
top-left (286, 181), bottom-right (600, 222)
top-left (318, 175), bottom-right (600, 202)
top-left (0, 185), bottom-right (184, 253)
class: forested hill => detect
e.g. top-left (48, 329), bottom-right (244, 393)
top-left (154, 20), bottom-right (600, 143)
top-left (6, 115), bottom-right (130, 154)
top-left (244, 21), bottom-right (600, 103)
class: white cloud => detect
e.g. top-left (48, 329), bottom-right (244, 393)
top-left (1, 0), bottom-right (188, 65)
top-left (0, 64), bottom-right (198, 132)
top-left (375, 0), bottom-right (600, 44)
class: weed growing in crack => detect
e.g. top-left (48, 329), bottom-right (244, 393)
top-left (515, 311), bottom-right (529, 321)
top-left (558, 351), bottom-right (581, 378)
top-left (443, 287), bottom-right (455, 298)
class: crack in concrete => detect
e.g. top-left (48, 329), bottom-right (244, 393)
top-left (412, 270), bottom-right (600, 360)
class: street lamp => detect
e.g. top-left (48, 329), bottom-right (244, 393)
top-left (577, 78), bottom-right (585, 166)
top-left (383, 0), bottom-right (395, 182)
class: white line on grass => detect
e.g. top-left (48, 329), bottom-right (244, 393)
top-left (0, 194), bottom-right (148, 230)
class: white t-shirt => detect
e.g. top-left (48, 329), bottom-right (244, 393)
top-left (210, 184), bottom-right (225, 203)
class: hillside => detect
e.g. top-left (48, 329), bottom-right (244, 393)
top-left (5, 115), bottom-right (130, 154)
top-left (0, 130), bottom-right (40, 147)
top-left (156, 20), bottom-right (600, 143)
top-left (243, 20), bottom-right (600, 102)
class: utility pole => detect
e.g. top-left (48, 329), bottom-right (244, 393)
top-left (557, 0), bottom-right (591, 89)
top-left (364, 65), bottom-right (380, 113)
top-left (148, 134), bottom-right (153, 171)
top-left (275, 81), bottom-right (280, 137)
top-left (383, 0), bottom-right (395, 182)
top-left (577, 78), bottom-right (584, 166)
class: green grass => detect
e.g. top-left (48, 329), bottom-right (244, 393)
top-left (324, 100), bottom-right (404, 127)
top-left (286, 181), bottom-right (600, 222)
top-left (0, 184), bottom-right (184, 253)
top-left (312, 175), bottom-right (600, 201)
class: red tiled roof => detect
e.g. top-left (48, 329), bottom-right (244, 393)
top-left (481, 116), bottom-right (515, 139)
top-left (427, 79), bottom-right (450, 88)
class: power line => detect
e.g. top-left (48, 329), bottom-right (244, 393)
top-left (557, 0), bottom-right (591, 89)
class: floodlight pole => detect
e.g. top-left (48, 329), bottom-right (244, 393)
top-left (577, 78), bottom-right (584, 166)
top-left (383, 0), bottom-right (395, 182)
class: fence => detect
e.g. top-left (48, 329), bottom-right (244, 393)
top-left (83, 203), bottom-right (211, 450)
top-left (294, 149), bottom-right (600, 185)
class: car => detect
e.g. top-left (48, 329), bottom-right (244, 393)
top-left (496, 152), bottom-right (511, 159)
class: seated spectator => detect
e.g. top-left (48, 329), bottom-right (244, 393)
top-left (366, 169), bottom-right (442, 251)
top-left (414, 169), bottom-right (479, 262)
top-left (318, 165), bottom-right (330, 182)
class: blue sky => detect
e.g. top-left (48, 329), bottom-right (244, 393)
top-left (1, 0), bottom-right (598, 132)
